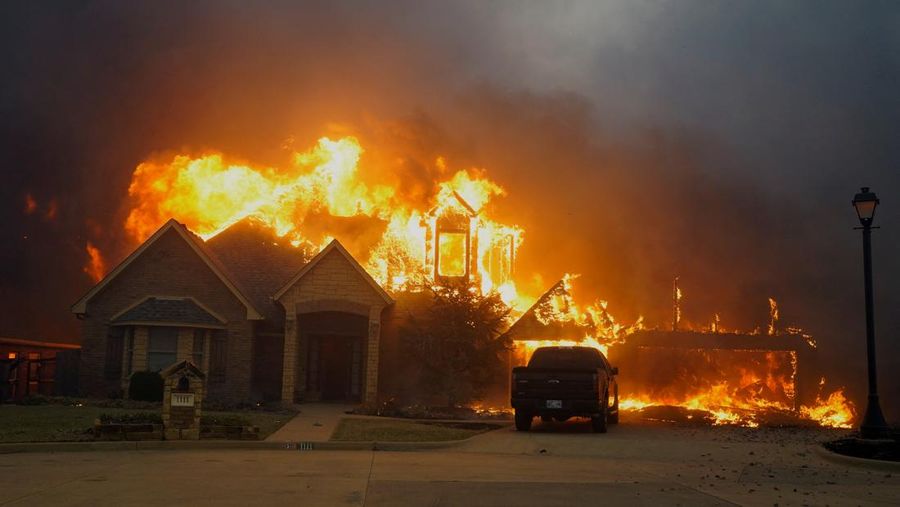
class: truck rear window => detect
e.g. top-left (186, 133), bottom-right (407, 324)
top-left (528, 347), bottom-right (603, 369)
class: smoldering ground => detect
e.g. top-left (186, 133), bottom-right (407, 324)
top-left (1, 1), bottom-right (898, 416)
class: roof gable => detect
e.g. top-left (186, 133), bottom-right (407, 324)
top-left (71, 219), bottom-right (263, 319)
top-left (273, 239), bottom-right (394, 305)
top-left (502, 279), bottom-right (586, 342)
top-left (110, 296), bottom-right (226, 328)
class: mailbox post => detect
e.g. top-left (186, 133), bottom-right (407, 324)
top-left (161, 360), bottom-right (206, 440)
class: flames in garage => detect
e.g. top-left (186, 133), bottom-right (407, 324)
top-left (89, 133), bottom-right (854, 428)
top-left (507, 281), bottom-right (855, 428)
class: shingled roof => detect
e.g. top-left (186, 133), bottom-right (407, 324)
top-left (111, 296), bottom-right (225, 327)
top-left (205, 218), bottom-right (310, 330)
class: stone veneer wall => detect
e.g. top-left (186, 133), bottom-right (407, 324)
top-left (277, 248), bottom-right (388, 405)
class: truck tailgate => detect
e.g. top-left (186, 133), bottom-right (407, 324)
top-left (512, 367), bottom-right (599, 399)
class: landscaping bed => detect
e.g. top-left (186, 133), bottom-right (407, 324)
top-left (330, 417), bottom-right (503, 442)
top-left (352, 401), bottom-right (512, 421)
top-left (0, 399), bottom-right (295, 443)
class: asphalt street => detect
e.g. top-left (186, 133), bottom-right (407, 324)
top-left (1, 419), bottom-right (897, 506)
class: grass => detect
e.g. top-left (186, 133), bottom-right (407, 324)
top-left (330, 417), bottom-right (502, 442)
top-left (0, 404), bottom-right (295, 443)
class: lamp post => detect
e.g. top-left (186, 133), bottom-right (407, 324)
top-left (851, 187), bottom-right (890, 438)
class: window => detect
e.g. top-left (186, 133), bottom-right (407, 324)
top-left (148, 327), bottom-right (178, 371)
top-left (437, 232), bottom-right (467, 277)
top-left (192, 329), bottom-right (206, 367)
top-left (104, 327), bottom-right (125, 380)
top-left (209, 331), bottom-right (227, 380)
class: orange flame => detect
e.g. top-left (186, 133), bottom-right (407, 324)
top-left (83, 242), bottom-right (106, 283)
top-left (121, 136), bottom-right (524, 302)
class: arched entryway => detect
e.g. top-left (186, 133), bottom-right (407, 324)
top-left (274, 240), bottom-right (394, 406)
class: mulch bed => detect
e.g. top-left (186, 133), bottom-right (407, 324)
top-left (825, 435), bottom-right (900, 462)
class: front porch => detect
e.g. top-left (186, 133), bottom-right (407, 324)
top-left (274, 240), bottom-right (394, 406)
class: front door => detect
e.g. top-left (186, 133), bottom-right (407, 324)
top-left (311, 335), bottom-right (362, 401)
top-left (320, 337), bottom-right (352, 400)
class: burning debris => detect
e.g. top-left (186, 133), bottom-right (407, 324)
top-left (506, 280), bottom-right (855, 428)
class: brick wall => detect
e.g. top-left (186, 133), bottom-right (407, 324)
top-left (79, 227), bottom-right (253, 402)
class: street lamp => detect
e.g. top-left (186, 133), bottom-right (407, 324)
top-left (851, 187), bottom-right (890, 438)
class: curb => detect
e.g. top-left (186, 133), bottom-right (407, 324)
top-left (0, 437), bottom-right (473, 454)
top-left (813, 444), bottom-right (900, 472)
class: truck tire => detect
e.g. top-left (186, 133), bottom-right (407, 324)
top-left (515, 410), bottom-right (532, 431)
top-left (592, 395), bottom-right (608, 433)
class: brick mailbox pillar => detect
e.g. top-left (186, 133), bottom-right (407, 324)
top-left (160, 360), bottom-right (206, 440)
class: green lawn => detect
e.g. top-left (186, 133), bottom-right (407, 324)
top-left (0, 404), bottom-right (294, 443)
top-left (330, 417), bottom-right (502, 442)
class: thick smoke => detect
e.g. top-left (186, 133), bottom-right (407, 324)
top-left (1, 1), bottom-right (897, 416)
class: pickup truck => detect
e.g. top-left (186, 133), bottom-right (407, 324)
top-left (510, 346), bottom-right (619, 433)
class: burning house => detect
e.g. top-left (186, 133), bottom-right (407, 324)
top-left (72, 139), bottom-right (523, 405)
top-left (69, 134), bottom-right (854, 426)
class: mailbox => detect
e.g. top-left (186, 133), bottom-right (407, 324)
top-left (160, 360), bottom-right (206, 440)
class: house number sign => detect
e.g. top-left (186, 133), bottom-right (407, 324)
top-left (171, 393), bottom-right (195, 407)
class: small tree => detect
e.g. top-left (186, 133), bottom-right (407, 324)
top-left (402, 279), bottom-right (512, 406)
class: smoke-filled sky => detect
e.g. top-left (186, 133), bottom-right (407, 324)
top-left (1, 1), bottom-right (898, 414)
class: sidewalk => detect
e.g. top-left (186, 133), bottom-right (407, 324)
top-left (265, 402), bottom-right (357, 443)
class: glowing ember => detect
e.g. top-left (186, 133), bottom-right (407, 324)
top-left (768, 297), bottom-right (779, 335)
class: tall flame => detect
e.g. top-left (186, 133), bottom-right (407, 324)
top-left (122, 136), bottom-right (523, 300)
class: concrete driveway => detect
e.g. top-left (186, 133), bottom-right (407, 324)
top-left (1, 418), bottom-right (897, 506)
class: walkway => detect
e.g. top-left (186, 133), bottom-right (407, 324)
top-left (266, 403), bottom-right (357, 443)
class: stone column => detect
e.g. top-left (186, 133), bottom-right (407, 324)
top-left (281, 315), bottom-right (297, 405)
top-left (132, 327), bottom-right (149, 371)
top-left (176, 328), bottom-right (193, 363)
top-left (364, 306), bottom-right (383, 405)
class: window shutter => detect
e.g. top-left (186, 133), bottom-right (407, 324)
top-left (104, 327), bottom-right (125, 380)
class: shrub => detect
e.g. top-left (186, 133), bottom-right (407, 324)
top-left (128, 371), bottom-right (163, 402)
